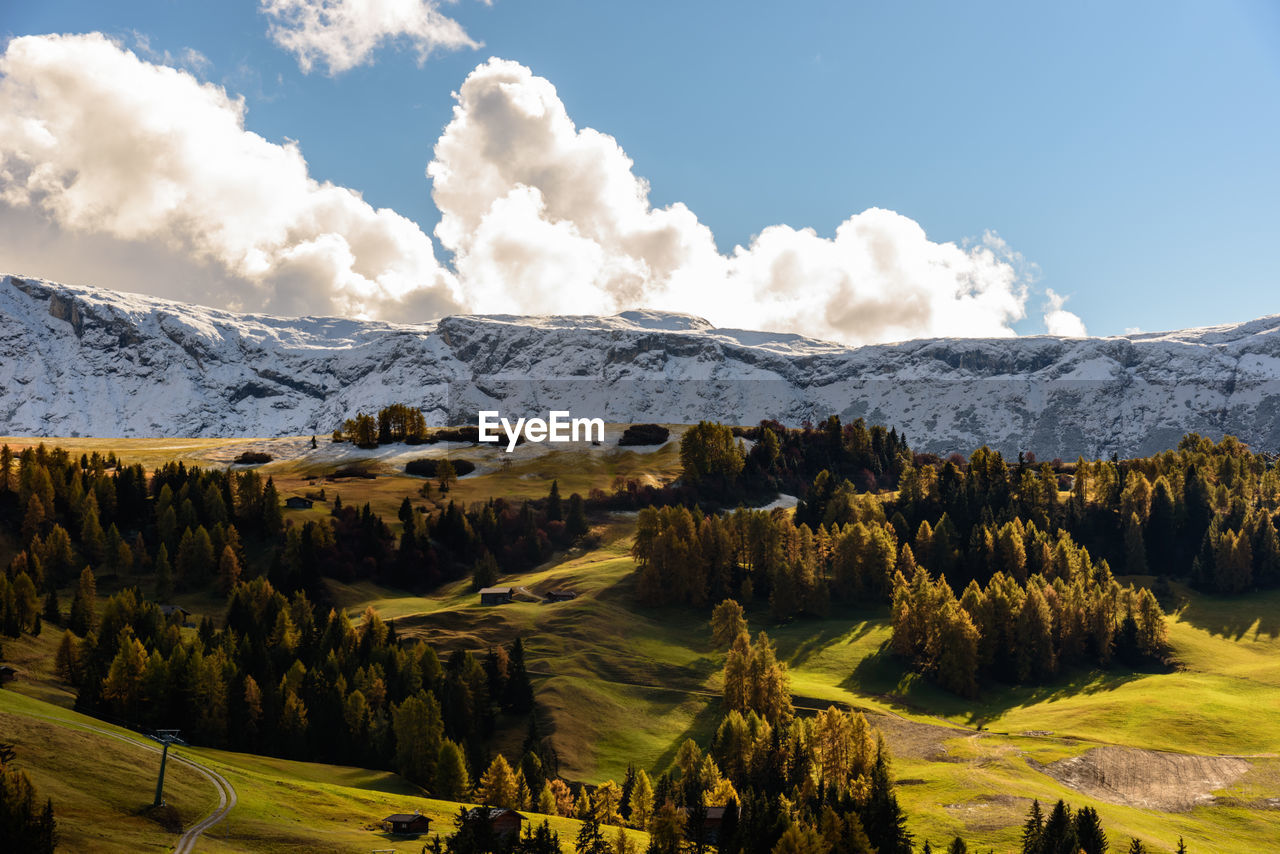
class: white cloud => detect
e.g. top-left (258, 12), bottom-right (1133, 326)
top-left (0, 33), bottom-right (461, 319)
top-left (0, 42), bottom-right (1088, 345)
top-left (1043, 288), bottom-right (1089, 337)
top-left (428, 58), bottom-right (1033, 345)
top-left (261, 0), bottom-right (479, 75)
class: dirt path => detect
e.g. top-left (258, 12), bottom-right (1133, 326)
top-left (25, 710), bottom-right (236, 851)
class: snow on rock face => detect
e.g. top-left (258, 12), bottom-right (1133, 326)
top-left (3, 274), bottom-right (1280, 458)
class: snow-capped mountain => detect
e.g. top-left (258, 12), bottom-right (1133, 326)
top-left (3, 274), bottom-right (1279, 459)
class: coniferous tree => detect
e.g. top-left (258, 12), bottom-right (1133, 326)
top-left (41, 588), bottom-right (60, 626)
top-left (547, 480), bottom-right (563, 522)
top-left (154, 544), bottom-right (174, 601)
top-left (436, 739), bottom-right (471, 799)
top-left (1074, 806), bottom-right (1107, 854)
top-left (1021, 799), bottom-right (1044, 854)
top-left (711, 599), bottom-right (748, 649)
top-left (68, 566), bottom-right (96, 635)
top-left (476, 754), bottom-right (520, 808)
top-left (471, 552), bottom-right (500, 592)
top-left (566, 494), bottom-right (589, 540)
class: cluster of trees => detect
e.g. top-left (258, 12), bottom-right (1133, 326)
top-left (58, 576), bottom-right (537, 787)
top-left (0, 442), bottom-right (599, 619)
top-left (889, 435), bottom-right (1280, 596)
top-left (336, 403), bottom-right (430, 447)
top-left (632, 492), bottom-right (936, 623)
top-left (0, 741), bottom-right (56, 853)
top-left (631, 427), bottom-right (1280, 695)
top-left (891, 558), bottom-right (1167, 697)
top-left (1009, 798), bottom-right (1189, 854)
top-left (678, 418), bottom-right (913, 505)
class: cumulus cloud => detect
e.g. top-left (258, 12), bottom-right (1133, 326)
top-left (261, 0), bottom-right (479, 75)
top-left (0, 33), bottom-right (461, 319)
top-left (0, 40), bottom-right (1088, 344)
top-left (428, 58), bottom-right (1035, 345)
top-left (1043, 289), bottom-right (1088, 337)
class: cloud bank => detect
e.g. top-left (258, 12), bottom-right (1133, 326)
top-left (428, 59), bottom-right (1048, 345)
top-left (0, 33), bottom-right (461, 319)
top-left (0, 37), bottom-right (1087, 344)
top-left (261, 0), bottom-right (480, 75)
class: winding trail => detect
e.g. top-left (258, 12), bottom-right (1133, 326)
top-left (24, 710), bottom-right (236, 851)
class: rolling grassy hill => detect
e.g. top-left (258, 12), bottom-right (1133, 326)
top-left (326, 522), bottom-right (1280, 853)
top-left (0, 676), bottom-right (650, 853)
top-left (3, 436), bottom-right (1279, 852)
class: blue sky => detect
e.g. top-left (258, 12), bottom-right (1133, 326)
top-left (2, 0), bottom-right (1277, 341)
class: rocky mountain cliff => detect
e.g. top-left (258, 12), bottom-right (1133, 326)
top-left (3, 274), bottom-right (1278, 458)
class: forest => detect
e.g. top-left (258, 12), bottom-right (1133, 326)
top-left (0, 418), bottom-right (1258, 852)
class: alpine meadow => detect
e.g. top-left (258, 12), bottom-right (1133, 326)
top-left (3, 3), bottom-right (1279, 853)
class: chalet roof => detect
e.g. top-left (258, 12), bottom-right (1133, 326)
top-left (478, 586), bottom-right (513, 595)
top-left (464, 807), bottom-right (526, 820)
top-left (384, 813), bottom-right (429, 823)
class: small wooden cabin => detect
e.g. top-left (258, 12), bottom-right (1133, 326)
top-left (383, 812), bottom-right (431, 835)
top-left (479, 586), bottom-right (514, 605)
top-left (464, 807), bottom-right (526, 837)
top-left (285, 496), bottom-right (314, 510)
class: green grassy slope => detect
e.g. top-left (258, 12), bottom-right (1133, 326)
top-left (346, 524), bottom-right (1280, 854)
top-left (0, 688), bottom-right (650, 853)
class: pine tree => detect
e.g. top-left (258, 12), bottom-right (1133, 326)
top-left (68, 566), bottom-right (96, 635)
top-left (436, 739), bottom-right (471, 798)
top-left (218, 545), bottom-right (241, 595)
top-left (1074, 805), bottom-right (1107, 854)
top-left (1127, 839), bottom-right (1147, 854)
top-left (711, 599), bottom-right (748, 649)
top-left (935, 601), bottom-right (980, 698)
top-left (947, 838), bottom-right (967, 854)
top-left (628, 769), bottom-right (654, 829)
top-left (154, 544), bottom-right (174, 601)
top-left (575, 813), bottom-right (610, 854)
top-left (547, 480), bottom-right (563, 522)
top-left (476, 754), bottom-right (520, 808)
top-left (505, 637), bottom-right (534, 714)
top-left (1021, 799), bottom-right (1044, 854)
top-left (1175, 837), bottom-right (1188, 854)
top-left (470, 552), bottom-right (499, 592)
top-left (1041, 800), bottom-right (1077, 854)
top-left (1124, 512), bottom-right (1148, 574)
top-left (392, 692), bottom-right (444, 786)
top-left (1015, 585), bottom-right (1056, 682)
top-left (566, 494), bottom-right (589, 539)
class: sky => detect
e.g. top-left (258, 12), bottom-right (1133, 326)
top-left (1, 0), bottom-right (1277, 345)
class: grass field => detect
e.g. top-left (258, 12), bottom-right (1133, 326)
top-left (3, 435), bottom-right (1279, 852)
top-left (0, 686), bottom-right (650, 854)
top-left (335, 525), bottom-right (1280, 853)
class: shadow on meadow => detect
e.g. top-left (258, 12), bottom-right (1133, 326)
top-left (842, 640), bottom-right (1150, 730)
top-left (1175, 590), bottom-right (1280, 641)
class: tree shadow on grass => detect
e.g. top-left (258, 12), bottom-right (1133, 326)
top-left (842, 640), bottom-right (1152, 731)
top-left (1174, 590), bottom-right (1280, 641)
top-left (648, 700), bottom-right (723, 776)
